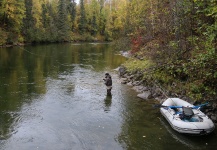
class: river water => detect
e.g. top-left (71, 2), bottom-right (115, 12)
top-left (0, 43), bottom-right (216, 150)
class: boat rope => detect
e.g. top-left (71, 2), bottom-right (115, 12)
top-left (151, 81), bottom-right (178, 104)
top-left (23, 48), bottom-right (78, 67)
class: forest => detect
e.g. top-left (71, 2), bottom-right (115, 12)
top-left (0, 0), bottom-right (217, 101)
top-left (0, 0), bottom-right (128, 44)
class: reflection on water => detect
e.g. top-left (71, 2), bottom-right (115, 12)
top-left (160, 116), bottom-right (216, 149)
top-left (0, 43), bottom-right (216, 150)
top-left (104, 95), bottom-right (112, 112)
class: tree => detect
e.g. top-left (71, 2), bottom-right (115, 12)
top-left (89, 0), bottom-right (100, 36)
top-left (0, 0), bottom-right (26, 44)
top-left (67, 0), bottom-right (77, 31)
top-left (23, 0), bottom-right (34, 42)
top-left (57, 0), bottom-right (70, 41)
top-left (78, 0), bottom-right (86, 34)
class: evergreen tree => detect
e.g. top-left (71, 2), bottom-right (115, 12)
top-left (46, 1), bottom-right (58, 42)
top-left (91, 11), bottom-right (97, 36)
top-left (79, 0), bottom-right (86, 34)
top-left (67, 0), bottom-right (76, 31)
top-left (89, 0), bottom-right (99, 36)
top-left (57, 0), bottom-right (70, 41)
top-left (42, 0), bottom-right (49, 29)
top-left (98, 2), bottom-right (107, 36)
top-left (23, 0), bottom-right (34, 42)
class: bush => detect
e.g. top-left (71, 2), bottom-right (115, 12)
top-left (70, 33), bottom-right (96, 42)
top-left (0, 28), bottom-right (8, 46)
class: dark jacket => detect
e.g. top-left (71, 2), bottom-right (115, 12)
top-left (104, 75), bottom-right (112, 86)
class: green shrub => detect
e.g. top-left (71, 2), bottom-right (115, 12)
top-left (0, 28), bottom-right (7, 46)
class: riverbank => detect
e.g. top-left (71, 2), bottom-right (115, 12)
top-left (116, 60), bottom-right (217, 124)
top-left (0, 40), bottom-right (111, 48)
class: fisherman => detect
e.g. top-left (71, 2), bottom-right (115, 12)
top-left (103, 73), bottom-right (112, 96)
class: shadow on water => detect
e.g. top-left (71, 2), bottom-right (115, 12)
top-left (104, 95), bottom-right (112, 113)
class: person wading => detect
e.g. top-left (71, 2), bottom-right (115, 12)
top-left (103, 73), bottom-right (112, 96)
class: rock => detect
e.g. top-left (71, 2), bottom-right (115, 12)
top-left (152, 87), bottom-right (162, 98)
top-left (127, 82), bottom-right (133, 86)
top-left (118, 66), bottom-right (126, 77)
top-left (114, 67), bottom-right (119, 71)
top-left (123, 74), bottom-right (130, 78)
top-left (132, 81), bottom-right (140, 86)
top-left (120, 78), bottom-right (128, 84)
top-left (212, 103), bottom-right (217, 111)
top-left (133, 86), bottom-right (145, 93)
top-left (210, 115), bottom-right (217, 123)
top-left (129, 75), bottom-right (134, 79)
top-left (206, 112), bottom-right (212, 118)
top-left (121, 81), bottom-right (128, 84)
top-left (137, 91), bottom-right (152, 100)
top-left (134, 73), bottom-right (143, 81)
top-left (142, 86), bottom-right (148, 91)
top-left (120, 51), bottom-right (131, 57)
top-left (154, 97), bottom-right (163, 102)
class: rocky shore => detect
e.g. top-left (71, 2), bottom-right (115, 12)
top-left (116, 65), bottom-right (217, 124)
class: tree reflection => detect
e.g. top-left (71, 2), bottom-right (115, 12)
top-left (0, 43), bottom-right (126, 140)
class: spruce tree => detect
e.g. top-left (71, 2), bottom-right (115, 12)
top-left (57, 0), bottom-right (70, 41)
top-left (91, 12), bottom-right (97, 36)
top-left (79, 0), bottom-right (86, 34)
top-left (67, 0), bottom-right (76, 31)
top-left (42, 1), bottom-right (49, 29)
top-left (23, 0), bottom-right (34, 42)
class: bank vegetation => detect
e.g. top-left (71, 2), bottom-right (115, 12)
top-left (114, 0), bottom-right (217, 103)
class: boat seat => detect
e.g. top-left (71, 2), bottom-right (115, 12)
top-left (182, 106), bottom-right (194, 119)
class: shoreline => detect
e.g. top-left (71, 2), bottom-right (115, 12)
top-left (0, 40), bottom-right (112, 48)
top-left (116, 52), bottom-right (217, 125)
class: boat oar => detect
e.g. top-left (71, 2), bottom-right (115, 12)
top-left (153, 104), bottom-right (182, 109)
top-left (153, 104), bottom-right (168, 108)
top-left (153, 102), bottom-right (209, 109)
top-left (192, 102), bottom-right (209, 109)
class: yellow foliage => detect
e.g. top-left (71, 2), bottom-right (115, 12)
top-left (32, 0), bottom-right (43, 28)
top-left (123, 58), bottom-right (153, 72)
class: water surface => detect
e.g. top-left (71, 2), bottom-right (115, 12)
top-left (0, 43), bottom-right (216, 150)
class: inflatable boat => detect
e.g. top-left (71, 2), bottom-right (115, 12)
top-left (160, 98), bottom-right (215, 135)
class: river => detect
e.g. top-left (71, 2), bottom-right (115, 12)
top-left (0, 43), bottom-right (216, 150)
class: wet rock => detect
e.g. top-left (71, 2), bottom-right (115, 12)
top-left (127, 82), bottom-right (133, 86)
top-left (120, 78), bottom-right (128, 84)
top-left (121, 81), bottom-right (127, 84)
top-left (114, 67), bottom-right (119, 71)
top-left (132, 81), bottom-right (140, 86)
top-left (133, 86), bottom-right (145, 93)
top-left (137, 91), bottom-right (152, 100)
